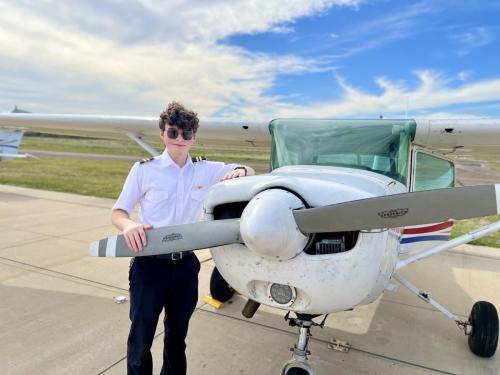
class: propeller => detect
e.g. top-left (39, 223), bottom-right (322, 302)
top-left (293, 184), bottom-right (500, 233)
top-left (89, 219), bottom-right (240, 257)
top-left (90, 184), bottom-right (499, 257)
top-left (90, 188), bottom-right (307, 260)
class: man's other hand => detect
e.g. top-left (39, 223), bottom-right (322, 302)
top-left (221, 165), bottom-right (254, 181)
top-left (123, 223), bottom-right (153, 252)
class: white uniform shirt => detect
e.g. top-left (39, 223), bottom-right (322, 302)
top-left (113, 151), bottom-right (238, 227)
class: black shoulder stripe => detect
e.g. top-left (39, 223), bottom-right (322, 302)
top-left (192, 156), bottom-right (207, 163)
top-left (139, 157), bottom-right (155, 164)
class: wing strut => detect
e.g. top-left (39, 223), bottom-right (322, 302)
top-left (392, 273), bottom-right (462, 321)
top-left (126, 132), bottom-right (159, 157)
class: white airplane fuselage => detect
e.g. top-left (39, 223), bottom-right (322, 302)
top-left (204, 166), bottom-right (406, 314)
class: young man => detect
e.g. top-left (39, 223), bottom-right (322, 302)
top-left (111, 101), bottom-right (254, 375)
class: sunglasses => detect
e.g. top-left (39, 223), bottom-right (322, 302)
top-left (166, 127), bottom-right (194, 141)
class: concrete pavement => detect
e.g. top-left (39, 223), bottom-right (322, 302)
top-left (0, 184), bottom-right (499, 375)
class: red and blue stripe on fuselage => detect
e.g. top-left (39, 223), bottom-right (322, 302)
top-left (400, 220), bottom-right (453, 244)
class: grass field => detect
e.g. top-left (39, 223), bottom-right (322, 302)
top-left (0, 157), bottom-right (130, 198)
top-left (22, 131), bottom-right (270, 164)
top-left (1, 130), bottom-right (498, 247)
top-left (452, 215), bottom-right (500, 248)
top-left (23, 131), bottom-right (151, 156)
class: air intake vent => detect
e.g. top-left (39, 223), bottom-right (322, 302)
top-left (315, 238), bottom-right (345, 254)
top-left (305, 231), bottom-right (359, 256)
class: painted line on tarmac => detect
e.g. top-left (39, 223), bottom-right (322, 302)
top-left (0, 255), bottom-right (128, 293)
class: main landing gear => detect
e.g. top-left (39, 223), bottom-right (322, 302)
top-left (393, 273), bottom-right (499, 358)
top-left (467, 301), bottom-right (499, 357)
top-left (209, 267), bottom-right (234, 302)
top-left (281, 313), bottom-right (328, 375)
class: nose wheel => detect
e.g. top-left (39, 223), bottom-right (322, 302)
top-left (283, 366), bottom-right (312, 375)
top-left (281, 313), bottom-right (328, 375)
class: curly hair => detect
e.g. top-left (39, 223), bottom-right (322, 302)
top-left (159, 101), bottom-right (200, 132)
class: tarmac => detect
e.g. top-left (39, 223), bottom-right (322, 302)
top-left (1, 184), bottom-right (499, 375)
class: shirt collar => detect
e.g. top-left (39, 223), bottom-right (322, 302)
top-left (160, 150), bottom-right (193, 169)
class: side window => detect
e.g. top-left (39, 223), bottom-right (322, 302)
top-left (414, 152), bottom-right (454, 191)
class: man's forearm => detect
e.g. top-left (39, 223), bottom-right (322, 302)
top-left (111, 209), bottom-right (136, 231)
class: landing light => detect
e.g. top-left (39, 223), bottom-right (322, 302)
top-left (268, 283), bottom-right (296, 306)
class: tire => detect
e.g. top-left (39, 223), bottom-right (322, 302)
top-left (210, 267), bottom-right (234, 302)
top-left (285, 367), bottom-right (309, 375)
top-left (468, 301), bottom-right (499, 358)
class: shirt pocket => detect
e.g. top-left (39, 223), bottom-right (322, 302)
top-left (190, 186), bottom-right (208, 202)
top-left (142, 189), bottom-right (171, 223)
top-left (144, 189), bottom-right (169, 203)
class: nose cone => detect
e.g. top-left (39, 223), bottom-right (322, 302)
top-left (240, 189), bottom-right (308, 261)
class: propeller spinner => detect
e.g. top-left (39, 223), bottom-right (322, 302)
top-left (240, 189), bottom-right (307, 260)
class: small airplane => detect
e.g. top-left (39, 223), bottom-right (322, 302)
top-left (0, 127), bottom-right (32, 160)
top-left (0, 112), bottom-right (499, 375)
top-left (0, 108), bottom-right (37, 160)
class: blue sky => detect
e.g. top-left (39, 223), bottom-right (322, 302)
top-left (0, 0), bottom-right (499, 120)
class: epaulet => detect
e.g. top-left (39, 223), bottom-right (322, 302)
top-left (139, 157), bottom-right (155, 164)
top-left (192, 156), bottom-right (207, 163)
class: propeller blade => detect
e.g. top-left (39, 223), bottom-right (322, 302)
top-left (89, 219), bottom-right (240, 257)
top-left (293, 184), bottom-right (500, 233)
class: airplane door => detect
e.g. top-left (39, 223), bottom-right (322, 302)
top-left (409, 148), bottom-right (455, 192)
top-left (400, 148), bottom-right (455, 254)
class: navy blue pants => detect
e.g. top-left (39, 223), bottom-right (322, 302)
top-left (127, 254), bottom-right (200, 375)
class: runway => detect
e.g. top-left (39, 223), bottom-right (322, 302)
top-left (0, 184), bottom-right (499, 374)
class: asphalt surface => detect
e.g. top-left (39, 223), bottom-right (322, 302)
top-left (0, 184), bottom-right (499, 374)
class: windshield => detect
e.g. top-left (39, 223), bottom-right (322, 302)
top-left (269, 119), bottom-right (416, 184)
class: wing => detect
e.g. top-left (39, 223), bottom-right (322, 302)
top-left (414, 118), bottom-right (500, 163)
top-left (2, 114), bottom-right (499, 161)
top-left (0, 112), bottom-right (271, 144)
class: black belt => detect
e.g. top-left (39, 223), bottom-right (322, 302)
top-left (148, 251), bottom-right (193, 261)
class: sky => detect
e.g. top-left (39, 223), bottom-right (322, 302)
top-left (0, 0), bottom-right (499, 120)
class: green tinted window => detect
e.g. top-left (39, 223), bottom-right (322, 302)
top-left (414, 152), bottom-right (454, 191)
top-left (269, 119), bottom-right (416, 184)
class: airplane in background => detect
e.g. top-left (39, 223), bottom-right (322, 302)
top-left (0, 112), bottom-right (500, 375)
top-left (0, 127), bottom-right (26, 159)
top-left (0, 108), bottom-right (37, 160)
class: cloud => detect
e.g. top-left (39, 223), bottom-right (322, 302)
top-left (457, 70), bottom-right (473, 82)
top-left (269, 25), bottom-right (296, 34)
top-left (0, 0), bottom-right (359, 116)
top-left (152, 0), bottom-right (362, 47)
top-left (311, 1), bottom-right (439, 59)
top-left (451, 26), bottom-right (496, 56)
top-left (249, 70), bottom-right (500, 119)
top-left (0, 1), bottom-right (499, 122)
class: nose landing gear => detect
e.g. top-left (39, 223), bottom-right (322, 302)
top-left (281, 313), bottom-right (328, 375)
